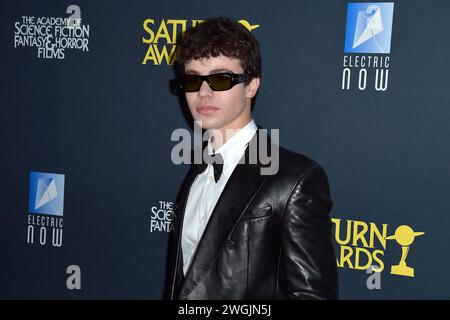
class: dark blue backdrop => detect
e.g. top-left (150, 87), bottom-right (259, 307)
top-left (1, 0), bottom-right (449, 299)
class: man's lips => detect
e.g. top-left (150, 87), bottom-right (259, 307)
top-left (196, 106), bottom-right (219, 115)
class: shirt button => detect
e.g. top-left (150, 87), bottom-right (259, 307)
top-left (226, 239), bottom-right (235, 250)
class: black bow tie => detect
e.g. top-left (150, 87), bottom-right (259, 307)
top-left (194, 153), bottom-right (224, 183)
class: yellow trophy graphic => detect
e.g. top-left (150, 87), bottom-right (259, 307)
top-left (238, 20), bottom-right (260, 31)
top-left (386, 225), bottom-right (424, 277)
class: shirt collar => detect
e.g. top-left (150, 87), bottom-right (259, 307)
top-left (206, 119), bottom-right (258, 169)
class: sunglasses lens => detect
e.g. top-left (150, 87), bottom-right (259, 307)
top-left (180, 73), bottom-right (237, 92)
top-left (208, 74), bottom-right (232, 91)
top-left (182, 76), bottom-right (202, 92)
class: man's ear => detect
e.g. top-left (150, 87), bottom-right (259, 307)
top-left (245, 77), bottom-right (260, 99)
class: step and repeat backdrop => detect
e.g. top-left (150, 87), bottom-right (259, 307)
top-left (1, 0), bottom-right (449, 299)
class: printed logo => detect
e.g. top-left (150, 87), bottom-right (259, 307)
top-left (142, 19), bottom-right (260, 65)
top-left (386, 225), bottom-right (424, 277)
top-left (332, 218), bottom-right (425, 278)
top-left (344, 3), bottom-right (394, 54)
top-left (28, 171), bottom-right (65, 216)
top-left (341, 3), bottom-right (394, 91)
top-left (27, 171), bottom-right (65, 247)
top-left (150, 201), bottom-right (174, 232)
top-left (13, 5), bottom-right (90, 60)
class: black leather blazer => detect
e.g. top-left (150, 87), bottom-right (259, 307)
top-left (163, 130), bottom-right (338, 300)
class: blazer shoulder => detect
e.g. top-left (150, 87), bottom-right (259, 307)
top-left (277, 145), bottom-right (326, 179)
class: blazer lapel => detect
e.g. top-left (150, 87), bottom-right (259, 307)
top-left (179, 130), bottom-right (268, 298)
top-left (165, 166), bottom-right (198, 299)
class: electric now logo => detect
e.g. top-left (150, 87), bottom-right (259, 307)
top-left (341, 3), bottom-right (394, 91)
top-left (28, 171), bottom-right (65, 216)
top-left (344, 2), bottom-right (394, 54)
top-left (27, 171), bottom-right (65, 247)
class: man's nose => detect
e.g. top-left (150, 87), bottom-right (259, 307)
top-left (198, 80), bottom-right (213, 96)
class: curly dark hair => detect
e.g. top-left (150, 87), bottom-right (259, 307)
top-left (176, 17), bottom-right (261, 79)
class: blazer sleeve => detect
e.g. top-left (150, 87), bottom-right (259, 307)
top-left (281, 164), bottom-right (339, 299)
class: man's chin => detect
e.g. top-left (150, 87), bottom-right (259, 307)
top-left (193, 119), bottom-right (221, 130)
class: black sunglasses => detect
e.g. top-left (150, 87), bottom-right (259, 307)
top-left (178, 72), bottom-right (250, 92)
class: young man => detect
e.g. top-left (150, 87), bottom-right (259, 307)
top-left (163, 17), bottom-right (338, 300)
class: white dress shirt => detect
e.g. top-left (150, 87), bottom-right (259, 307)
top-left (181, 119), bottom-right (258, 276)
